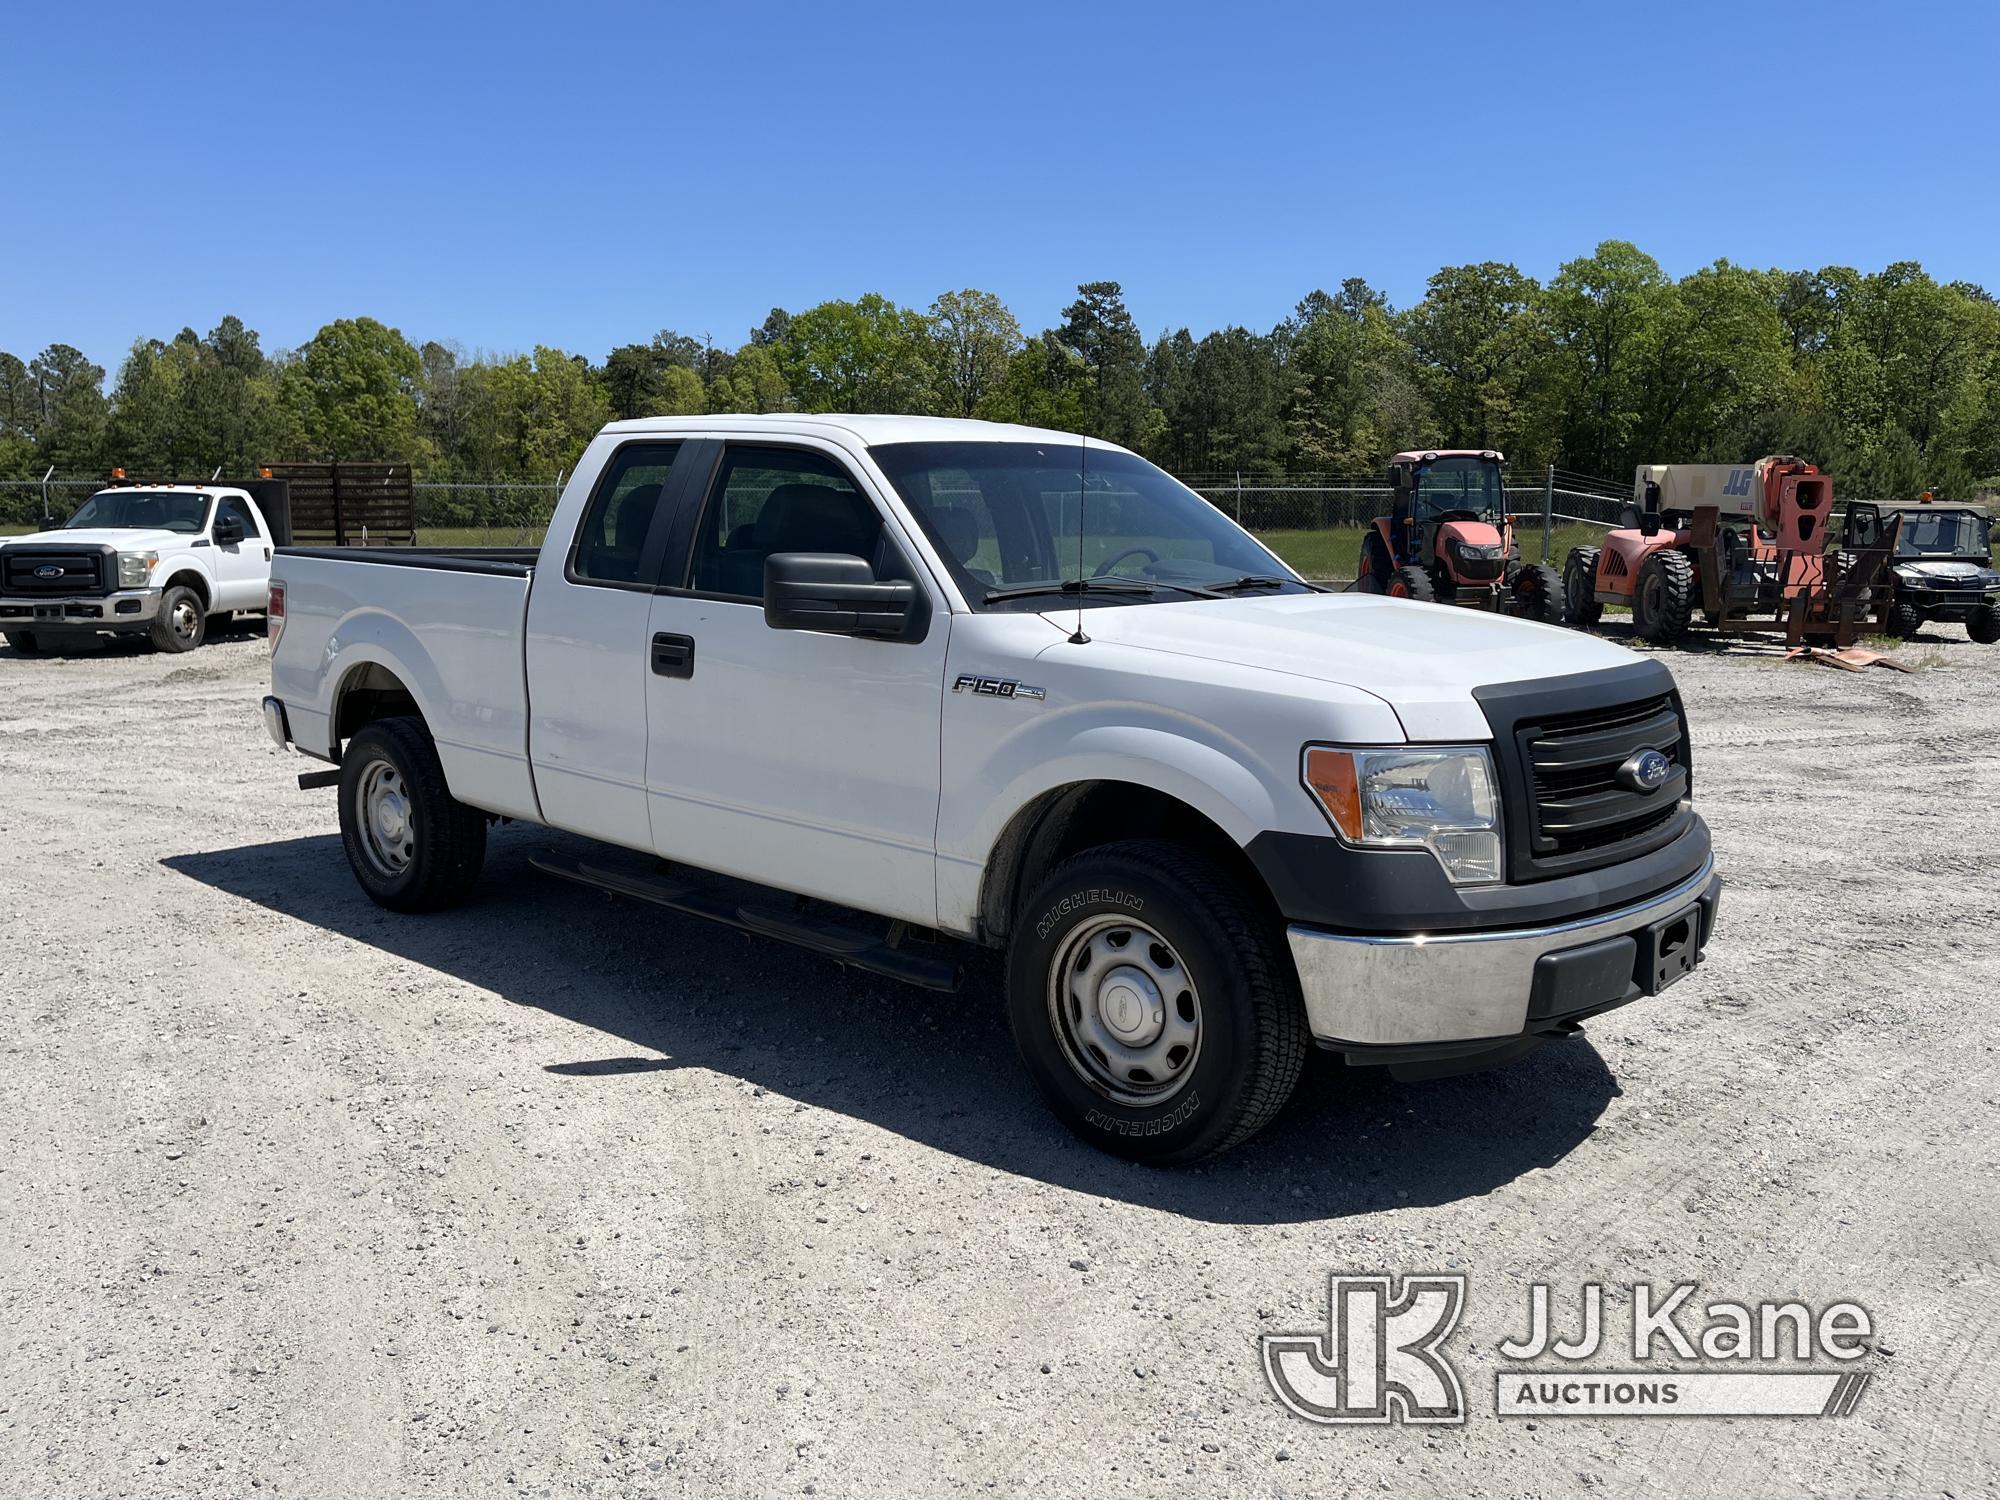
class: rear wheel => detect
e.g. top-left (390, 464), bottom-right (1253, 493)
top-left (3, 630), bottom-right (40, 655)
top-left (1357, 529), bottom-right (1393, 589)
top-left (1007, 840), bottom-right (1309, 1163)
top-left (1967, 605), bottom-right (2000, 645)
top-left (338, 717), bottom-right (487, 913)
top-left (1387, 564), bottom-right (1435, 603)
top-left (1563, 548), bottom-right (1604, 626)
top-left (1510, 562), bottom-right (1564, 623)
top-left (1633, 550), bottom-right (1695, 644)
top-left (148, 585), bottom-right (206, 652)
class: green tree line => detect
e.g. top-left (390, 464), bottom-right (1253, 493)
top-left (4, 242), bottom-right (1998, 497)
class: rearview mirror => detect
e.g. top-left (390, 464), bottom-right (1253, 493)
top-left (213, 517), bottom-right (245, 545)
top-left (764, 553), bottom-right (923, 640)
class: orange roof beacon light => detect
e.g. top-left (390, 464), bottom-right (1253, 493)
top-left (111, 467), bottom-right (125, 479)
top-left (259, 466), bottom-right (273, 478)
top-left (1919, 490), bottom-right (1934, 504)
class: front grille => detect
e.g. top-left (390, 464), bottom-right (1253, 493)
top-left (1475, 664), bottom-right (1694, 882)
top-left (1447, 542), bottom-right (1505, 582)
top-left (2, 546), bottom-right (112, 597)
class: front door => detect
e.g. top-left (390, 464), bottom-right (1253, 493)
top-left (643, 441), bottom-right (948, 927)
top-left (211, 494), bottom-right (273, 610)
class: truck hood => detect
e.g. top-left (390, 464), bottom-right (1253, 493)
top-left (1895, 559), bottom-right (1999, 582)
top-left (2, 527), bottom-right (191, 551)
top-left (1038, 591), bottom-right (1641, 740)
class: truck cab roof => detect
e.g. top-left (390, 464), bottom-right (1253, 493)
top-left (599, 412), bottom-right (1136, 452)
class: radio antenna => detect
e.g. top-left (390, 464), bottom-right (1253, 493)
top-left (1069, 433), bottom-right (1090, 645)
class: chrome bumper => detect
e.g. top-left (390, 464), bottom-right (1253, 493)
top-left (1287, 855), bottom-right (1721, 1047)
top-left (0, 588), bottom-right (161, 625)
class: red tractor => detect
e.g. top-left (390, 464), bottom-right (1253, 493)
top-left (1563, 456), bottom-right (1889, 647)
top-left (1354, 449), bottom-right (1562, 620)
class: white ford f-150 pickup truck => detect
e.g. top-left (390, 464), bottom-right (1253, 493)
top-left (263, 415), bottom-right (1720, 1161)
top-left (3, 481), bottom-right (278, 653)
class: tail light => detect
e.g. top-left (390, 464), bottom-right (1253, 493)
top-left (267, 580), bottom-right (286, 648)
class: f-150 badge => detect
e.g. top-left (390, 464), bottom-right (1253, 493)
top-left (953, 675), bottom-right (1045, 701)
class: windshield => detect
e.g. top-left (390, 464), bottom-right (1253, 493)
top-left (1894, 509), bottom-right (1990, 558)
top-left (62, 490), bottom-right (212, 534)
top-left (1413, 456), bottom-right (1503, 520)
top-left (871, 441), bottom-right (1298, 608)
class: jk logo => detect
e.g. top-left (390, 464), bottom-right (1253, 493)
top-left (1262, 1274), bottom-right (1467, 1425)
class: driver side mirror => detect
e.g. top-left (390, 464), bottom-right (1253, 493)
top-left (764, 553), bottom-right (923, 641)
top-left (213, 517), bottom-right (245, 545)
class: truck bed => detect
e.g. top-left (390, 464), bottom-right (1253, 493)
top-left (270, 545), bottom-right (541, 820)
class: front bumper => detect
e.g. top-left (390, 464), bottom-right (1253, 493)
top-left (0, 588), bottom-right (161, 628)
top-left (1287, 854), bottom-right (1720, 1055)
top-left (1899, 588), bottom-right (1999, 620)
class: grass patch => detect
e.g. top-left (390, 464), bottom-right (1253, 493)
top-left (1253, 523), bottom-right (1611, 581)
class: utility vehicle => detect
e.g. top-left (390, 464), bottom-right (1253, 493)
top-left (1843, 500), bottom-right (1999, 643)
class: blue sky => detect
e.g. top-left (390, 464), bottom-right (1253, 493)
top-left (3, 0), bottom-right (1995, 374)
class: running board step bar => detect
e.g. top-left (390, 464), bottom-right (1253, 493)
top-left (529, 852), bottom-right (963, 992)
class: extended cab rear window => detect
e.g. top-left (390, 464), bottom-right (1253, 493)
top-left (571, 444), bottom-right (681, 584)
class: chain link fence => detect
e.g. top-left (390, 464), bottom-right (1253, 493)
top-left (3, 466), bottom-right (1639, 578)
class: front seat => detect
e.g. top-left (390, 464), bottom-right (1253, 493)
top-left (754, 483), bottom-right (879, 559)
top-left (930, 506), bottom-right (992, 586)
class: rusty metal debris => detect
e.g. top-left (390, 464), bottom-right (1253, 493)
top-left (1781, 645), bottom-right (1914, 673)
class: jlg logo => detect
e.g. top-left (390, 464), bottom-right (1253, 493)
top-left (1722, 469), bottom-right (1755, 497)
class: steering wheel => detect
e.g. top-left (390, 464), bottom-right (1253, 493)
top-left (1093, 545), bottom-right (1159, 578)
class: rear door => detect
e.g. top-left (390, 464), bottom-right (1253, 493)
top-left (210, 494), bottom-right (272, 609)
top-left (524, 440), bottom-right (690, 849)
top-left (641, 439), bottom-right (950, 926)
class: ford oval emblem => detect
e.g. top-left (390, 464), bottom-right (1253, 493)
top-left (33, 564), bottom-right (64, 580)
top-left (1617, 748), bottom-right (1672, 794)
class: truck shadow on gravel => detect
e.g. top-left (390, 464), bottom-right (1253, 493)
top-left (165, 830), bottom-right (1619, 1225)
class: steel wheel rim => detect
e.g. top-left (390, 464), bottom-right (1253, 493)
top-left (354, 760), bottom-right (415, 877)
top-left (170, 598), bottom-right (200, 642)
top-left (1047, 916), bottom-right (1202, 1106)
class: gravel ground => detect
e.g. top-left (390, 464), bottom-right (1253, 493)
top-left (1, 620), bottom-right (1995, 1499)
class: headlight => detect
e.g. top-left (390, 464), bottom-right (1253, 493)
top-left (1303, 745), bottom-right (1503, 884)
top-left (117, 550), bottom-right (159, 588)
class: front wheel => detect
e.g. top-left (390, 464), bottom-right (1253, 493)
top-left (1633, 550), bottom-right (1695, 644)
top-left (1387, 564), bottom-right (1436, 603)
top-left (148, 585), bottom-right (206, 652)
top-left (1564, 547), bottom-right (1604, 626)
top-left (1967, 604), bottom-right (2000, 645)
top-left (1887, 600), bottom-right (1925, 639)
top-left (338, 717), bottom-right (488, 912)
top-left (1510, 562), bottom-right (1564, 623)
top-left (1008, 840), bottom-right (1309, 1163)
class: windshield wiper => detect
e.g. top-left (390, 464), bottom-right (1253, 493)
top-left (983, 578), bottom-right (1157, 604)
top-left (1207, 574), bottom-right (1329, 594)
top-left (984, 576), bottom-right (1238, 605)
